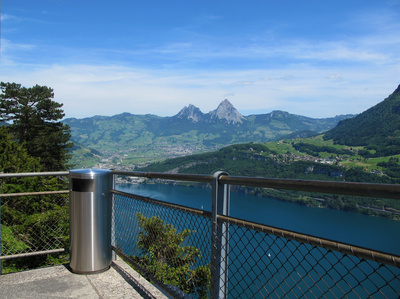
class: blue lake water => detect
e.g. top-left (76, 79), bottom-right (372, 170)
top-left (117, 182), bottom-right (400, 255)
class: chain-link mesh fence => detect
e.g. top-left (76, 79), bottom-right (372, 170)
top-left (112, 190), bottom-right (212, 298)
top-left (1, 194), bottom-right (69, 255)
top-left (0, 174), bottom-right (69, 273)
top-left (113, 189), bottom-right (400, 299)
top-left (215, 217), bottom-right (400, 298)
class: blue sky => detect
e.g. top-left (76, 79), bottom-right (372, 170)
top-left (1, 0), bottom-right (400, 119)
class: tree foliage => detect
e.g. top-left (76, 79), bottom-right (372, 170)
top-left (0, 126), bottom-right (41, 173)
top-left (134, 213), bottom-right (210, 298)
top-left (0, 107), bottom-right (69, 273)
top-left (0, 82), bottom-right (73, 170)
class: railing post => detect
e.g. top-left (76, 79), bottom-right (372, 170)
top-left (0, 196), bottom-right (2, 275)
top-left (111, 172), bottom-right (116, 261)
top-left (211, 171), bottom-right (230, 299)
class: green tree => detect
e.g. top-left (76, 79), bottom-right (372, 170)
top-left (134, 213), bottom-right (210, 298)
top-left (0, 82), bottom-right (73, 170)
top-left (0, 126), bottom-right (41, 173)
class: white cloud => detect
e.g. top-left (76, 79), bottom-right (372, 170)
top-left (1, 39), bottom-right (36, 53)
top-left (233, 81), bottom-right (254, 86)
top-left (1, 13), bottom-right (18, 22)
top-left (2, 62), bottom-right (397, 119)
top-left (327, 73), bottom-right (344, 81)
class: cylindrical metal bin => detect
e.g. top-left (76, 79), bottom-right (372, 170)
top-left (69, 169), bottom-right (112, 274)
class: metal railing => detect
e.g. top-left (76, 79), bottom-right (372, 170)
top-left (111, 170), bottom-right (400, 298)
top-left (1, 170), bottom-right (400, 298)
top-left (0, 171), bottom-right (69, 274)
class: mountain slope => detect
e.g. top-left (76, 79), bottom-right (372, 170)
top-left (324, 84), bottom-right (400, 156)
top-left (207, 99), bottom-right (246, 124)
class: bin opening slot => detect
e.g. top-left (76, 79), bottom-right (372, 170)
top-left (72, 178), bottom-right (94, 192)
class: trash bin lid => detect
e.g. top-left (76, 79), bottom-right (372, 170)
top-left (69, 168), bottom-right (111, 179)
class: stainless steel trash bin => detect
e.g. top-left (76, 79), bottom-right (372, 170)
top-left (69, 169), bottom-right (112, 274)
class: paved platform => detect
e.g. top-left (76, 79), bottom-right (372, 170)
top-left (0, 257), bottom-right (169, 299)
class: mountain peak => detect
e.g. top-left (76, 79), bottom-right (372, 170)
top-left (209, 99), bottom-right (246, 124)
top-left (175, 104), bottom-right (204, 122)
top-left (220, 99), bottom-right (233, 107)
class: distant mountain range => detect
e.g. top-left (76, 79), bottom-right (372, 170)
top-left (141, 84), bottom-right (400, 181)
top-left (64, 100), bottom-right (354, 166)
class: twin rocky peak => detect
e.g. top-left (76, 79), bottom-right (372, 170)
top-left (175, 99), bottom-right (246, 124)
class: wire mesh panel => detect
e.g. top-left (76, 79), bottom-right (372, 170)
top-left (1, 194), bottom-right (69, 255)
top-left (112, 191), bottom-right (212, 298)
top-left (0, 193), bottom-right (69, 272)
top-left (215, 217), bottom-right (400, 299)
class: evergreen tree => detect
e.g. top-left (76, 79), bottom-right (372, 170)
top-left (0, 82), bottom-right (73, 170)
top-left (0, 126), bottom-right (41, 173)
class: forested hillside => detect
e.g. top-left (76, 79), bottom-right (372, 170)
top-left (142, 142), bottom-right (398, 183)
top-left (324, 84), bottom-right (400, 157)
top-left (141, 141), bottom-right (400, 219)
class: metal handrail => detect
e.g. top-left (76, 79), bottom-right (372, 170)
top-left (112, 170), bottom-right (213, 183)
top-left (0, 190), bottom-right (69, 198)
top-left (0, 249), bottom-right (65, 260)
top-left (0, 171), bottom-right (69, 198)
top-left (2, 169), bottom-right (398, 200)
top-left (0, 171), bottom-right (69, 178)
top-left (112, 170), bottom-right (400, 200)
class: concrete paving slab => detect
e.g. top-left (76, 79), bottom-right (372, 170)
top-left (0, 257), bottom-right (169, 299)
